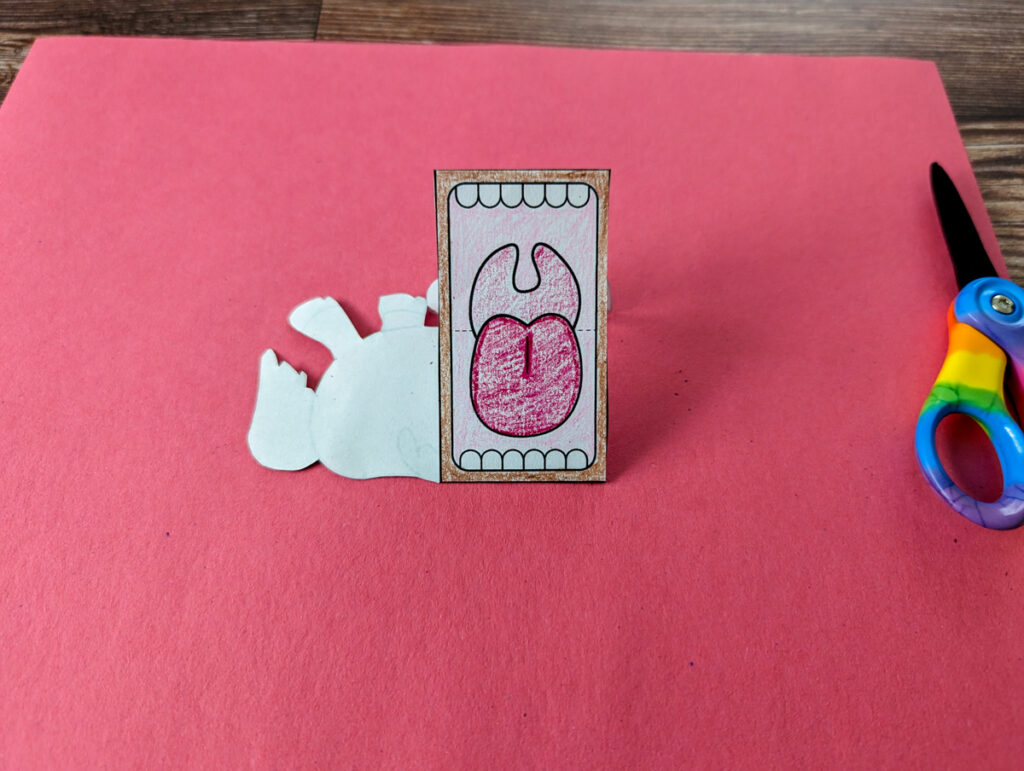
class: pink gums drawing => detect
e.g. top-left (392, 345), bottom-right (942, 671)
top-left (438, 172), bottom-right (609, 481)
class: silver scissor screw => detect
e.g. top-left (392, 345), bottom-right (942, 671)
top-left (992, 294), bottom-right (1016, 315)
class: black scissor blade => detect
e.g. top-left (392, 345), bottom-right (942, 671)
top-left (930, 162), bottom-right (998, 289)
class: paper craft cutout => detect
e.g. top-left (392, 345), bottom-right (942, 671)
top-left (436, 170), bottom-right (609, 481)
top-left (248, 287), bottom-right (440, 481)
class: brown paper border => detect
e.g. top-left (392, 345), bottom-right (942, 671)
top-left (436, 169), bottom-right (609, 482)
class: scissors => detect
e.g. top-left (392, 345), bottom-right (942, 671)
top-left (916, 163), bottom-right (1024, 529)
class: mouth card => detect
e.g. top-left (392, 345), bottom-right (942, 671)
top-left (436, 170), bottom-right (609, 482)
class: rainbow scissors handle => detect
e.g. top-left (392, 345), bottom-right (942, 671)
top-left (916, 276), bottom-right (1024, 529)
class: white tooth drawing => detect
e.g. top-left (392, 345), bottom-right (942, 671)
top-left (524, 449), bottom-right (545, 470)
top-left (501, 183), bottom-right (523, 207)
top-left (545, 183), bottom-right (568, 207)
top-left (545, 449), bottom-right (566, 470)
top-left (455, 184), bottom-right (478, 208)
top-left (459, 450), bottom-right (482, 470)
top-left (481, 450), bottom-right (503, 470)
top-left (566, 449), bottom-right (589, 469)
top-left (247, 284), bottom-right (440, 482)
top-left (567, 184), bottom-right (590, 208)
top-left (479, 183), bottom-right (501, 208)
top-left (503, 450), bottom-right (524, 470)
top-left (436, 170), bottom-right (609, 482)
top-left (523, 183), bottom-right (545, 208)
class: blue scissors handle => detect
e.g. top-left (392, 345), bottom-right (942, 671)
top-left (916, 278), bottom-right (1024, 529)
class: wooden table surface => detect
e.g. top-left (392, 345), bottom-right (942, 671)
top-left (2, 0), bottom-right (1022, 273)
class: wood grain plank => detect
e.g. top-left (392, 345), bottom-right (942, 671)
top-left (1, 1), bottom-right (320, 38)
top-left (0, 1), bottom-right (321, 103)
top-left (962, 121), bottom-right (1024, 276)
top-left (960, 121), bottom-right (1024, 148)
top-left (317, 0), bottom-right (1024, 122)
top-left (0, 34), bottom-right (34, 103)
top-left (994, 227), bottom-right (1024, 277)
top-left (994, 228), bottom-right (1024, 279)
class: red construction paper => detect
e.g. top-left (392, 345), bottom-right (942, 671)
top-left (1, 38), bottom-right (1020, 768)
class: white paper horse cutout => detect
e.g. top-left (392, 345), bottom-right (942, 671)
top-left (248, 282), bottom-right (440, 482)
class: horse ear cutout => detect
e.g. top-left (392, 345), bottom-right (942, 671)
top-left (426, 279), bottom-right (439, 314)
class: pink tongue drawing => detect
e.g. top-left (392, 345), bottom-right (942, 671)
top-left (471, 314), bottom-right (582, 437)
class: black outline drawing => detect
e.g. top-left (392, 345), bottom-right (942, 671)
top-left (456, 448), bottom-right (591, 472)
top-left (453, 182), bottom-right (592, 210)
top-left (467, 242), bottom-right (582, 335)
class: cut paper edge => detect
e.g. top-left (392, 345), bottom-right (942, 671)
top-left (248, 288), bottom-right (441, 482)
top-left (247, 349), bottom-right (318, 470)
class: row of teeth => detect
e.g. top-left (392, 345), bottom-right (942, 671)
top-left (454, 183), bottom-right (591, 209)
top-left (458, 448), bottom-right (590, 471)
